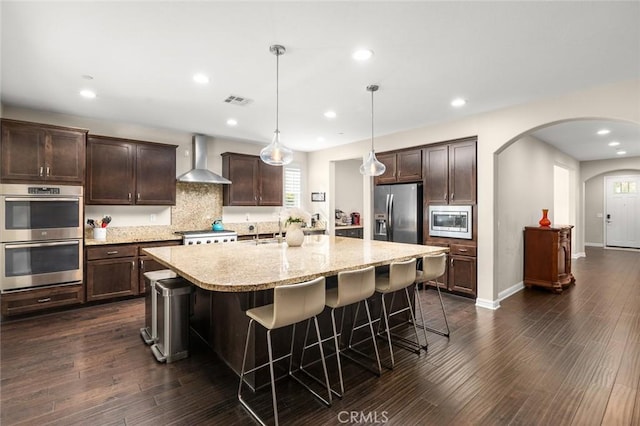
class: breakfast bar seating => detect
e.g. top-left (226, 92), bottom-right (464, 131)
top-left (238, 277), bottom-right (331, 426)
top-left (142, 235), bottom-right (448, 388)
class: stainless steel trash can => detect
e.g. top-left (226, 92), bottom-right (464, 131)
top-left (151, 277), bottom-right (192, 363)
top-left (140, 270), bottom-right (177, 345)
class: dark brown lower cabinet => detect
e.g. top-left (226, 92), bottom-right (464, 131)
top-left (137, 241), bottom-right (181, 293)
top-left (422, 241), bottom-right (477, 298)
top-left (335, 227), bottom-right (363, 239)
top-left (85, 245), bottom-right (138, 301)
top-left (1, 284), bottom-right (84, 316)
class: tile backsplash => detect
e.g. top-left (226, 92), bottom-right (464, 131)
top-left (171, 182), bottom-right (223, 230)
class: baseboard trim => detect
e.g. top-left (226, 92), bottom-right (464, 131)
top-left (585, 242), bottom-right (603, 247)
top-left (475, 298), bottom-right (500, 310)
top-left (572, 252), bottom-right (586, 259)
top-left (498, 282), bottom-right (524, 302)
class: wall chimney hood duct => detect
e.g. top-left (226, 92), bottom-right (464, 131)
top-left (177, 135), bottom-right (231, 184)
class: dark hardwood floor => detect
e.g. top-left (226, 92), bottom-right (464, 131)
top-left (1, 247), bottom-right (639, 425)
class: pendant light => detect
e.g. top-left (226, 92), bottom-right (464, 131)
top-left (260, 44), bottom-right (293, 166)
top-left (360, 84), bottom-right (386, 176)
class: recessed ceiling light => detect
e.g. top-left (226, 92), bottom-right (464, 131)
top-left (616, 150), bottom-right (627, 155)
top-left (81, 74), bottom-right (94, 80)
top-left (352, 49), bottom-right (374, 61)
top-left (193, 73), bottom-right (210, 84)
top-left (608, 141), bottom-right (620, 147)
top-left (597, 129), bottom-right (611, 135)
top-left (324, 111), bottom-right (337, 119)
top-left (317, 137), bottom-right (325, 142)
top-left (226, 118), bottom-right (237, 126)
top-left (451, 98), bottom-right (467, 107)
top-left (80, 89), bottom-right (96, 99)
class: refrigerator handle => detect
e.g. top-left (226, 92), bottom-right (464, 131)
top-left (388, 193), bottom-right (394, 241)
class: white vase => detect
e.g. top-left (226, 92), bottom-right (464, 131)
top-left (286, 223), bottom-right (305, 247)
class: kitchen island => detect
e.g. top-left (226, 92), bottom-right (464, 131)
top-left (143, 235), bottom-right (447, 382)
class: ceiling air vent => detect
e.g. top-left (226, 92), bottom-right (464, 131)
top-left (224, 95), bottom-right (252, 106)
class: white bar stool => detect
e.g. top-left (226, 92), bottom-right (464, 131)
top-left (415, 253), bottom-right (450, 338)
top-left (238, 277), bottom-right (331, 426)
top-left (375, 258), bottom-right (425, 368)
top-left (300, 266), bottom-right (381, 399)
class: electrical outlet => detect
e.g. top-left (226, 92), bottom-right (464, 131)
top-left (149, 214), bottom-right (156, 222)
top-left (184, 149), bottom-right (190, 157)
top-left (596, 213), bottom-right (603, 218)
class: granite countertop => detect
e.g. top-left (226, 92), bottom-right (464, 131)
top-left (84, 226), bottom-right (182, 246)
top-left (84, 221), bottom-right (328, 246)
top-left (143, 235), bottom-right (448, 292)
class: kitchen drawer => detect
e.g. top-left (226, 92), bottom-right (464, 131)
top-left (450, 244), bottom-right (476, 257)
top-left (86, 244), bottom-right (138, 260)
top-left (137, 240), bottom-right (180, 255)
top-left (1, 284), bottom-right (84, 316)
top-left (335, 227), bottom-right (363, 239)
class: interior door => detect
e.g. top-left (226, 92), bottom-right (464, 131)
top-left (605, 175), bottom-right (640, 248)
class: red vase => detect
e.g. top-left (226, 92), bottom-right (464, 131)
top-left (539, 209), bottom-right (551, 227)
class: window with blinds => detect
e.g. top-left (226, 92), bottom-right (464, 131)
top-left (284, 167), bottom-right (301, 207)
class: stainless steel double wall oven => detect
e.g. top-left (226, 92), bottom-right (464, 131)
top-left (1, 183), bottom-right (83, 292)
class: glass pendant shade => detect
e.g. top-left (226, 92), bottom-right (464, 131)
top-left (260, 130), bottom-right (293, 166)
top-left (360, 149), bottom-right (386, 176)
top-left (360, 84), bottom-right (385, 176)
top-left (261, 44), bottom-right (294, 166)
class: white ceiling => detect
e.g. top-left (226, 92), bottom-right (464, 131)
top-left (1, 1), bottom-right (639, 160)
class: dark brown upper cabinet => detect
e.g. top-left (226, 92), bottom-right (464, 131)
top-left (424, 138), bottom-right (476, 205)
top-left (86, 135), bottom-right (177, 205)
top-left (374, 148), bottom-right (422, 185)
top-left (1, 119), bottom-right (87, 184)
top-left (221, 152), bottom-right (283, 206)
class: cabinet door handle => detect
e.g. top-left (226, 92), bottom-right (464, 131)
top-left (137, 193), bottom-right (140, 200)
top-left (128, 193), bottom-right (132, 201)
top-left (131, 261), bottom-right (136, 269)
top-left (259, 196), bottom-right (262, 202)
top-left (39, 166), bottom-right (44, 177)
top-left (444, 193), bottom-right (448, 201)
top-left (37, 298), bottom-right (51, 303)
top-left (458, 248), bottom-right (468, 252)
top-left (106, 250), bottom-right (119, 255)
top-left (451, 258), bottom-right (454, 267)
top-left (140, 259), bottom-right (144, 270)
top-left (451, 193), bottom-right (454, 201)
top-left (46, 166), bottom-right (50, 176)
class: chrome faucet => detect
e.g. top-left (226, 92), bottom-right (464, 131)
top-left (249, 223), bottom-right (259, 245)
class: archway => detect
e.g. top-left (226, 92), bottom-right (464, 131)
top-left (493, 118), bottom-right (640, 302)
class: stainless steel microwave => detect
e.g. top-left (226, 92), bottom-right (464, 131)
top-left (428, 205), bottom-right (472, 239)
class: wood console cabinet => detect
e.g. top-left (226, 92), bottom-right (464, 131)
top-left (86, 135), bottom-right (177, 205)
top-left (1, 119), bottom-right (87, 184)
top-left (523, 225), bottom-right (575, 293)
top-left (374, 148), bottom-right (422, 185)
top-left (423, 138), bottom-right (476, 205)
top-left (221, 152), bottom-right (283, 206)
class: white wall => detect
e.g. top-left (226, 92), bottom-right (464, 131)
top-left (496, 135), bottom-right (579, 295)
top-left (334, 159), bottom-right (364, 217)
top-left (308, 78), bottom-right (640, 308)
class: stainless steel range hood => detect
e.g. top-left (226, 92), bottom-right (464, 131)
top-left (177, 134), bottom-right (231, 184)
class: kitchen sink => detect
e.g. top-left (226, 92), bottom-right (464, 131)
top-left (239, 238), bottom-right (281, 245)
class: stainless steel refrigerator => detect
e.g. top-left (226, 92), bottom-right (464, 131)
top-left (373, 183), bottom-right (423, 244)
